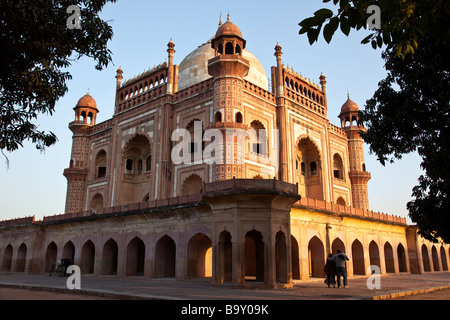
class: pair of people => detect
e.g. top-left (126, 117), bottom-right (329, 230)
top-left (324, 249), bottom-right (349, 288)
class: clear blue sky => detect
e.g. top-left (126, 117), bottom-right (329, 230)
top-left (0, 0), bottom-right (422, 223)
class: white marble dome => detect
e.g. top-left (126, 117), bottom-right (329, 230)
top-left (177, 39), bottom-right (269, 91)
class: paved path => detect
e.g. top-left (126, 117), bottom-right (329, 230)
top-left (0, 272), bottom-right (449, 300)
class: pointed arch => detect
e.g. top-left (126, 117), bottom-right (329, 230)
top-left (308, 236), bottom-right (325, 277)
top-left (155, 235), bottom-right (176, 278)
top-left (15, 243), bottom-right (27, 272)
top-left (81, 240), bottom-right (95, 274)
top-left (126, 237), bottom-right (145, 276)
top-left (187, 233), bottom-right (212, 278)
top-left (245, 229), bottom-right (265, 282)
top-left (397, 243), bottom-right (407, 272)
top-left (2, 244), bottom-right (13, 272)
top-left (101, 238), bottom-right (118, 275)
top-left (384, 242), bottom-right (395, 273)
top-left (351, 239), bottom-right (365, 275)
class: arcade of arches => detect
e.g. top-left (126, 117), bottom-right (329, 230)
top-left (1, 181), bottom-right (449, 286)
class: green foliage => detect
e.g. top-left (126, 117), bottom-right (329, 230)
top-left (361, 38), bottom-right (450, 243)
top-left (300, 1), bottom-right (450, 242)
top-left (0, 0), bottom-right (116, 153)
top-left (299, 0), bottom-right (450, 58)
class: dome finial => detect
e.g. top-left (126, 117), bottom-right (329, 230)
top-left (227, 12), bottom-right (231, 22)
top-left (347, 90), bottom-right (350, 100)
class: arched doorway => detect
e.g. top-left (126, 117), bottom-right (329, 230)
top-left (45, 242), bottom-right (57, 273)
top-left (126, 237), bottom-right (145, 276)
top-left (218, 230), bottom-right (232, 283)
top-left (296, 137), bottom-right (323, 200)
top-left (81, 240), bottom-right (95, 274)
top-left (15, 243), bottom-right (27, 272)
top-left (369, 241), bottom-right (380, 269)
top-left (101, 239), bottom-right (118, 275)
top-left (187, 233), bottom-right (212, 278)
top-left (351, 239), bottom-right (365, 275)
top-left (2, 245), bottom-right (13, 272)
top-left (155, 235), bottom-right (176, 278)
top-left (62, 241), bottom-right (75, 265)
top-left (291, 235), bottom-right (300, 280)
top-left (431, 246), bottom-right (440, 271)
top-left (384, 242), bottom-right (395, 273)
top-left (308, 236), bottom-right (325, 278)
top-left (440, 246), bottom-right (448, 271)
top-left (397, 244), bottom-right (407, 272)
top-left (421, 244), bottom-right (431, 272)
top-left (245, 229), bottom-right (265, 282)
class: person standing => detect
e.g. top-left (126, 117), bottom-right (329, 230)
top-left (333, 249), bottom-right (349, 288)
top-left (324, 253), bottom-right (336, 288)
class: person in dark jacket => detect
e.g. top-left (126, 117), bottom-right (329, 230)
top-left (324, 253), bottom-right (336, 288)
top-left (332, 249), bottom-right (350, 288)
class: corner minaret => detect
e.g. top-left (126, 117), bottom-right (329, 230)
top-left (63, 93), bottom-right (98, 213)
top-left (208, 14), bottom-right (249, 180)
top-left (338, 94), bottom-right (371, 210)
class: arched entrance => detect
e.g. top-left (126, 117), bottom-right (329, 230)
top-left (431, 246), bottom-right (440, 271)
top-left (187, 233), bottom-right (212, 278)
top-left (291, 235), bottom-right (300, 280)
top-left (397, 244), bottom-right (407, 272)
top-left (101, 239), bottom-right (118, 275)
top-left (369, 241), bottom-right (380, 269)
top-left (308, 236), bottom-right (325, 278)
top-left (384, 242), bottom-right (395, 273)
top-left (80, 240), bottom-right (95, 274)
top-left (440, 246), bottom-right (448, 271)
top-left (218, 230), bottom-right (232, 283)
top-left (351, 239), bottom-right (365, 275)
top-left (62, 241), bottom-right (75, 264)
top-left (155, 235), bottom-right (176, 278)
top-left (422, 244), bottom-right (431, 272)
top-left (244, 229), bottom-right (265, 282)
top-left (15, 243), bottom-right (27, 272)
top-left (2, 245), bottom-right (13, 271)
top-left (126, 237), bottom-right (145, 276)
top-left (45, 242), bottom-right (57, 273)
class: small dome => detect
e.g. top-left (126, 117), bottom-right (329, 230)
top-left (215, 15), bottom-right (243, 38)
top-left (178, 40), bottom-right (269, 91)
top-left (76, 93), bottom-right (98, 110)
top-left (340, 96), bottom-right (359, 115)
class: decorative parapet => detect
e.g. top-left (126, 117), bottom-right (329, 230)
top-left (294, 197), bottom-right (407, 225)
top-left (243, 80), bottom-right (276, 103)
top-left (329, 123), bottom-right (347, 138)
top-left (285, 87), bottom-right (326, 117)
top-left (173, 78), bottom-right (214, 102)
top-left (0, 216), bottom-right (35, 228)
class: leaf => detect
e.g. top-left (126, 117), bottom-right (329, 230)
top-left (323, 17), bottom-right (339, 43)
top-left (371, 39), bottom-right (377, 49)
top-left (340, 17), bottom-right (351, 36)
top-left (313, 8), bottom-right (333, 20)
